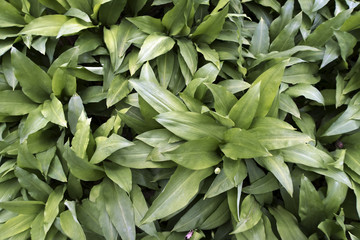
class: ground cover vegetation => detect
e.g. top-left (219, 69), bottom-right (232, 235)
top-left (0, 0), bottom-right (360, 239)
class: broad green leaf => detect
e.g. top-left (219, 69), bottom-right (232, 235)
top-left (269, 0), bottom-right (294, 39)
top-left (104, 162), bottom-right (132, 193)
top-left (205, 170), bottom-right (235, 198)
top-left (305, 9), bottom-right (351, 47)
top-left (103, 21), bottom-right (139, 72)
top-left (60, 211), bottom-right (86, 240)
top-left (20, 15), bottom-right (69, 36)
top-left (77, 200), bottom-right (103, 236)
top-left (242, 173), bottom-right (279, 194)
top-left (323, 177), bottom-right (348, 215)
top-left (282, 63), bottom-right (320, 84)
top-left (128, 0), bottom-right (147, 15)
top-left (63, 143), bottom-right (105, 181)
top-left (270, 12), bottom-right (302, 52)
top-left (269, 206), bottom-right (307, 240)
top-left (312, 0), bottom-right (330, 11)
top-left (11, 48), bottom-right (52, 103)
top-left (322, 105), bottom-right (360, 136)
top-left (334, 30), bottom-right (357, 62)
top-left (44, 185), bottom-right (66, 233)
top-left (221, 128), bottom-right (271, 159)
top-left (127, 16), bottom-right (165, 34)
top-left (231, 195), bottom-right (262, 234)
top-left (155, 111), bottom-right (227, 141)
top-left (109, 140), bottom-right (174, 169)
top-left (102, 179), bottom-right (136, 240)
top-left (137, 33), bottom-right (175, 64)
top-left (98, 0), bottom-right (126, 25)
top-left (41, 94), bottom-right (67, 127)
top-left (177, 38), bottom-right (198, 75)
top-left (0, 0), bottom-right (25, 27)
top-left (48, 155), bottom-right (67, 182)
top-left (52, 68), bottom-right (76, 98)
top-left (2, 52), bottom-right (17, 89)
top-left (0, 214), bottom-right (35, 240)
top-left (196, 43), bottom-right (221, 69)
top-left (14, 167), bottom-right (52, 202)
top-left (162, 0), bottom-right (192, 36)
top-left (17, 142), bottom-right (41, 170)
top-left (280, 144), bottom-right (326, 168)
top-left (19, 106), bottom-right (48, 143)
top-left (67, 95), bottom-right (85, 135)
top-left (250, 18), bottom-right (269, 55)
top-left (57, 18), bottom-right (94, 38)
top-left (191, 4), bottom-right (229, 44)
top-left (286, 83), bottom-right (325, 105)
top-left (340, 10), bottom-right (360, 31)
top-left (320, 39), bottom-right (340, 69)
top-left (48, 47), bottom-right (79, 77)
top-left (279, 93), bottom-right (300, 118)
top-left (67, 0), bottom-right (92, 15)
top-left (0, 201), bottom-right (44, 215)
top-left (30, 211), bottom-right (45, 240)
top-left (199, 199), bottom-right (230, 230)
top-left (90, 134), bottom-right (134, 164)
top-left (229, 82), bottom-right (261, 129)
top-left (157, 51), bottom-right (175, 88)
top-left (345, 148), bottom-right (360, 176)
top-left (71, 117), bottom-right (91, 159)
top-left (136, 129), bottom-right (180, 147)
top-left (164, 138), bottom-right (221, 170)
top-left (129, 79), bottom-right (187, 113)
top-left (249, 126), bottom-right (312, 150)
top-left (173, 195), bottom-right (226, 232)
top-left (130, 185), bottom-right (157, 236)
top-left (344, 72), bottom-right (360, 94)
top-left (256, 155), bottom-right (293, 196)
top-left (65, 8), bottom-right (92, 23)
top-left (299, 175), bottom-right (326, 231)
top-left (205, 83), bottom-right (237, 115)
top-left (252, 61), bottom-right (287, 117)
top-left (141, 166), bottom-right (212, 223)
top-left (223, 157), bottom-right (247, 186)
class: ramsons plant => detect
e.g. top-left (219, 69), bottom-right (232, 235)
top-left (0, 0), bottom-right (360, 239)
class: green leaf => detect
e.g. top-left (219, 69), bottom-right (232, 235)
top-left (104, 162), bottom-right (132, 194)
top-left (0, 201), bottom-right (44, 215)
top-left (231, 195), bottom-right (262, 234)
top-left (157, 51), bottom-right (176, 88)
top-left (20, 15), bottom-right (69, 36)
top-left (250, 18), bottom-right (270, 55)
top-left (52, 68), bottom-right (76, 98)
top-left (44, 185), bottom-right (66, 234)
top-left (196, 43), bottom-right (221, 69)
top-left (155, 111), bottom-right (227, 141)
top-left (71, 116), bottom-right (91, 159)
top-left (256, 155), bottom-right (293, 196)
top-left (223, 157), bottom-right (247, 186)
top-left (0, 214), bottom-right (35, 240)
top-left (90, 134), bottom-right (133, 164)
top-left (60, 210), bottom-right (86, 240)
top-left (130, 185), bottom-right (157, 236)
top-left (161, 0), bottom-right (192, 36)
top-left (177, 38), bottom-right (198, 75)
top-left (282, 63), bottom-right (320, 84)
top-left (14, 167), bottom-right (52, 202)
top-left (41, 94), bottom-right (67, 127)
top-left (249, 126), bottom-right (312, 150)
top-left (270, 12), bottom-right (302, 52)
top-left (205, 83), bottom-right (237, 116)
top-left (228, 82), bottom-right (261, 129)
top-left (17, 142), bottom-right (42, 170)
top-left (334, 30), bottom-right (357, 62)
top-left (305, 9), bottom-right (352, 47)
top-left (242, 173), bottom-right (279, 195)
top-left (2, 52), bottom-right (17, 89)
top-left (57, 18), bottom-right (94, 38)
top-left (0, 90), bottom-right (38, 116)
top-left (102, 179), bottom-right (136, 240)
top-left (345, 148), bottom-right (360, 177)
top-left (322, 105), bottom-right (360, 136)
top-left (129, 78), bottom-right (187, 113)
top-left (173, 195), bottom-right (226, 232)
top-left (299, 175), bottom-right (326, 230)
top-left (164, 138), bottom-right (221, 170)
top-left (103, 21), bottom-right (139, 72)
top-left (0, 0), bottom-right (25, 27)
top-left (280, 144), bottom-right (326, 168)
top-left (220, 128), bottom-right (271, 159)
top-left (269, 206), bottom-right (307, 240)
top-left (320, 39), bottom-right (340, 69)
top-left (285, 83), bottom-right (325, 105)
top-left (141, 166), bottom-right (212, 223)
top-left (340, 10), bottom-right (360, 31)
top-left (63, 143), bottom-right (105, 181)
top-left (109, 140), bottom-right (174, 169)
top-left (137, 33), bottom-right (175, 64)
top-left (191, 3), bottom-right (229, 44)
top-left (252, 61), bottom-right (287, 117)
top-left (205, 170), bottom-right (235, 198)
top-left (199, 199), bottom-right (230, 230)
top-left (269, 0), bottom-right (294, 38)
top-left (279, 93), bottom-right (300, 118)
top-left (127, 16), bottom-right (165, 34)
top-left (11, 48), bottom-right (52, 103)
top-left (323, 177), bottom-right (348, 216)
top-left (98, 0), bottom-right (126, 25)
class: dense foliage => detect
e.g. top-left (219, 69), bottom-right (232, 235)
top-left (1, 0), bottom-right (360, 239)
